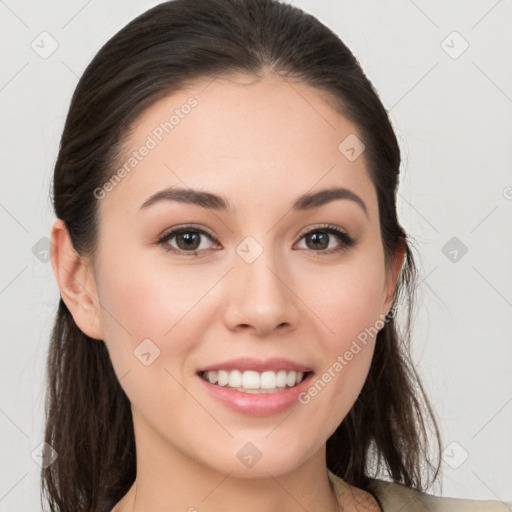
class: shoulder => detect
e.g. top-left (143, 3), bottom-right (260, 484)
top-left (367, 478), bottom-right (511, 512)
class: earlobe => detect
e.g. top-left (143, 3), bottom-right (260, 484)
top-left (50, 219), bottom-right (104, 340)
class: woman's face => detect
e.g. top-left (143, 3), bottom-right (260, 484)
top-left (87, 72), bottom-right (399, 477)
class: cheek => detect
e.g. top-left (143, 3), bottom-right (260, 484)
top-left (96, 245), bottom-right (212, 341)
top-left (310, 254), bottom-right (386, 346)
top-left (305, 256), bottom-right (385, 417)
top-left (94, 246), bottom-right (223, 388)
top-left (93, 251), bottom-right (209, 418)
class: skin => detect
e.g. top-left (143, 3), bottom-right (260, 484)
top-left (51, 70), bottom-right (403, 512)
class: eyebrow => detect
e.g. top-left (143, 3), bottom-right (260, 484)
top-left (139, 186), bottom-right (368, 218)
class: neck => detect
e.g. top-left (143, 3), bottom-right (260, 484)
top-left (112, 416), bottom-right (349, 512)
top-left (127, 459), bottom-right (342, 512)
top-left (126, 474), bottom-right (343, 512)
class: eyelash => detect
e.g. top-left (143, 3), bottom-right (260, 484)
top-left (156, 224), bottom-right (357, 257)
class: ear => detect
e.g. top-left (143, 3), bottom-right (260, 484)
top-left (50, 218), bottom-right (104, 340)
top-left (380, 238), bottom-right (406, 317)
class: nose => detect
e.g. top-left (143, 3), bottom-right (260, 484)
top-left (223, 245), bottom-right (301, 337)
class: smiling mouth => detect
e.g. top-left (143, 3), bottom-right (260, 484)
top-left (198, 369), bottom-right (313, 394)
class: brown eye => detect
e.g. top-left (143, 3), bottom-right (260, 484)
top-left (304, 231), bottom-right (330, 250)
top-left (158, 226), bottom-right (217, 255)
top-left (174, 231), bottom-right (202, 251)
top-left (296, 225), bottom-right (356, 254)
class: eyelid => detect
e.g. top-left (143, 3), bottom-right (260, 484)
top-left (158, 224), bottom-right (217, 242)
top-left (296, 223), bottom-right (346, 239)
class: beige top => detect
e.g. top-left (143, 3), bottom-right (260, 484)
top-left (329, 471), bottom-right (511, 511)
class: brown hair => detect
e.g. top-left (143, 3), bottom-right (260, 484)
top-left (43, 0), bottom-right (442, 510)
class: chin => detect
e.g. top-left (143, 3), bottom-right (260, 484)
top-left (198, 436), bottom-right (315, 479)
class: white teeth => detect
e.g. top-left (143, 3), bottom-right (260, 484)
top-left (276, 370), bottom-right (287, 388)
top-left (217, 370), bottom-right (228, 386)
top-left (202, 369), bottom-right (308, 391)
top-left (260, 371), bottom-right (276, 389)
top-left (242, 370), bottom-right (260, 389)
top-left (229, 369), bottom-right (242, 387)
top-left (286, 371), bottom-right (297, 387)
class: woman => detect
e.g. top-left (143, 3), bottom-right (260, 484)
top-left (43, 0), bottom-right (507, 510)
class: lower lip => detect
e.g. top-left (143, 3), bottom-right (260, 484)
top-left (197, 372), bottom-right (314, 416)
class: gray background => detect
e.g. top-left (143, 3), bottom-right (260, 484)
top-left (1, 0), bottom-right (511, 509)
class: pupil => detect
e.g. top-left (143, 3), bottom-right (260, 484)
top-left (178, 232), bottom-right (199, 250)
top-left (309, 232), bottom-right (328, 250)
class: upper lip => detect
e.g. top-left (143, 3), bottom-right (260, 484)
top-left (197, 357), bottom-right (313, 374)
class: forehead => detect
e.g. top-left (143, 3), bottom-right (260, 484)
top-left (99, 72), bottom-right (376, 220)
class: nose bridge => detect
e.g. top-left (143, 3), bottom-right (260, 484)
top-left (224, 234), bottom-right (299, 334)
top-left (239, 242), bottom-right (282, 298)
